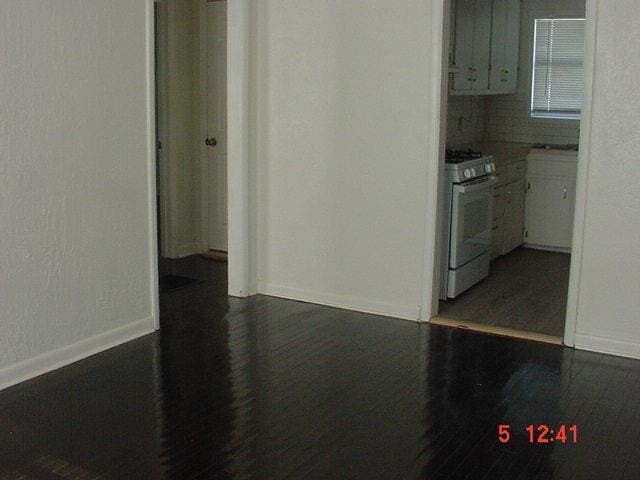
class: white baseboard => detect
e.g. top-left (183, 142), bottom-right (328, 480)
top-left (258, 283), bottom-right (421, 321)
top-left (0, 317), bottom-right (156, 391)
top-left (176, 242), bottom-right (206, 258)
top-left (574, 333), bottom-right (640, 360)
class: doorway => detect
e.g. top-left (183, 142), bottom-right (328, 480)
top-left (431, 0), bottom-right (591, 345)
top-left (154, 0), bottom-right (228, 294)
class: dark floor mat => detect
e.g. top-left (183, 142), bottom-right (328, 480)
top-left (159, 274), bottom-right (202, 293)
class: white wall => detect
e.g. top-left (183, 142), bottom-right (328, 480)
top-left (483, 0), bottom-right (585, 144)
top-left (0, 1), bottom-right (156, 389)
top-left (3, 0), bottom-right (636, 399)
top-left (160, 0), bottom-right (204, 258)
top-left (570, 0), bottom-right (640, 358)
top-left (254, 1), bottom-right (438, 319)
top-left (446, 96), bottom-right (487, 147)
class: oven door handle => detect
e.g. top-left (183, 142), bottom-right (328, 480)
top-left (455, 177), bottom-right (495, 194)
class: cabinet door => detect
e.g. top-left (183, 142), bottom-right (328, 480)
top-left (473, 0), bottom-right (492, 90)
top-left (491, 218), bottom-right (504, 259)
top-left (525, 176), bottom-right (574, 248)
top-left (503, 178), bottom-right (525, 254)
top-left (452, 0), bottom-right (492, 91)
top-left (492, 185), bottom-right (505, 222)
top-left (489, 0), bottom-right (520, 92)
top-left (491, 186), bottom-right (506, 259)
top-left (452, 0), bottom-right (475, 91)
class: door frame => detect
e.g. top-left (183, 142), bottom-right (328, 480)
top-left (225, 0), bottom-right (255, 297)
top-left (425, 0), bottom-right (598, 348)
top-left (562, 0), bottom-right (597, 347)
top-left (147, 0), bottom-right (160, 329)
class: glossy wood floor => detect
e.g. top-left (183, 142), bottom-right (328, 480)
top-left (1, 257), bottom-right (639, 479)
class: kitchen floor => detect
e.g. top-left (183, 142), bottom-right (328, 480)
top-left (439, 247), bottom-right (571, 337)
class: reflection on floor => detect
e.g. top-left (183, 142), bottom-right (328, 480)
top-left (1, 256), bottom-right (639, 479)
top-left (439, 247), bottom-right (571, 337)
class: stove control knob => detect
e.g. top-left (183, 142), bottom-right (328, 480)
top-left (463, 169), bottom-right (472, 179)
top-left (470, 168), bottom-right (476, 177)
top-left (484, 164), bottom-right (493, 173)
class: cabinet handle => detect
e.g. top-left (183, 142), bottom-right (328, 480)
top-left (563, 188), bottom-right (567, 199)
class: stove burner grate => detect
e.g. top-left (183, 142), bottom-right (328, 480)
top-left (445, 149), bottom-right (484, 162)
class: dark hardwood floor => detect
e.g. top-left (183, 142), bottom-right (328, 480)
top-left (1, 256), bottom-right (639, 479)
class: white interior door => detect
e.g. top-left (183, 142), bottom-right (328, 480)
top-left (204, 0), bottom-right (228, 251)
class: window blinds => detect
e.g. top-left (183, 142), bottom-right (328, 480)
top-left (531, 18), bottom-right (585, 119)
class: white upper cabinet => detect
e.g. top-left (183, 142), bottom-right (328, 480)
top-left (450, 0), bottom-right (520, 95)
top-left (451, 0), bottom-right (492, 92)
top-left (489, 0), bottom-right (520, 92)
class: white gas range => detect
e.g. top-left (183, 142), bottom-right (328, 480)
top-left (440, 150), bottom-right (496, 300)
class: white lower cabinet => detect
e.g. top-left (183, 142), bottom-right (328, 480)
top-left (491, 162), bottom-right (526, 259)
top-left (525, 176), bottom-right (575, 249)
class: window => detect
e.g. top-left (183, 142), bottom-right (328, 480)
top-left (531, 18), bottom-right (585, 120)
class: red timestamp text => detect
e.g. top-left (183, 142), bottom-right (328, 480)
top-left (497, 424), bottom-right (578, 444)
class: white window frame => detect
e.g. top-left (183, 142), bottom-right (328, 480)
top-left (530, 17), bottom-right (586, 121)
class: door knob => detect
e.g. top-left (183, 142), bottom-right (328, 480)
top-left (205, 137), bottom-right (217, 147)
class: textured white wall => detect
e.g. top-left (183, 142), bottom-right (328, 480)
top-left (446, 96), bottom-right (487, 147)
top-left (0, 1), bottom-right (155, 388)
top-left (254, 1), bottom-right (435, 319)
top-left (572, 0), bottom-right (640, 358)
top-left (483, 0), bottom-right (585, 144)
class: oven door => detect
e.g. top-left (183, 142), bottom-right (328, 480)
top-left (449, 176), bottom-right (493, 268)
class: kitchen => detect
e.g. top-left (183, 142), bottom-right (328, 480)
top-left (436, 0), bottom-right (586, 342)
